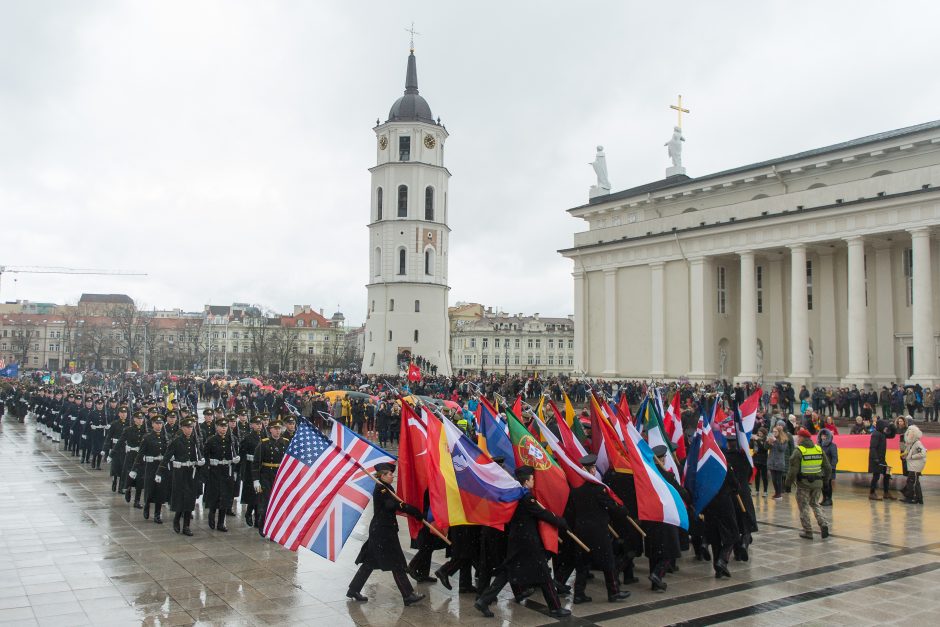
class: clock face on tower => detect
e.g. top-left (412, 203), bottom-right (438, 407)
top-left (378, 136), bottom-right (388, 150)
top-left (423, 134), bottom-right (436, 149)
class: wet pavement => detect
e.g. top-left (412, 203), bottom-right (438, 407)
top-left (2, 414), bottom-right (939, 626)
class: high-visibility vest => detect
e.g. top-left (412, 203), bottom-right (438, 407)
top-left (798, 444), bottom-right (824, 476)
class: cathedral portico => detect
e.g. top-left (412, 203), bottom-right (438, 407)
top-left (562, 121), bottom-right (940, 387)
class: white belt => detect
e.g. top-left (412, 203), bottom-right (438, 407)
top-left (246, 454), bottom-right (254, 461)
top-left (209, 459), bottom-right (233, 466)
top-left (79, 420), bottom-right (87, 425)
top-left (126, 445), bottom-right (139, 452)
top-left (112, 438), bottom-right (120, 443)
top-left (144, 455), bottom-right (160, 463)
top-left (173, 461), bottom-right (196, 468)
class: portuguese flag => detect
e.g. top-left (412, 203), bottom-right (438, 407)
top-left (506, 410), bottom-right (570, 554)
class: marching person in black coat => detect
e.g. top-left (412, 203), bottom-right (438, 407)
top-left (131, 415), bottom-right (170, 524)
top-left (725, 443), bottom-right (758, 561)
top-left (74, 397), bottom-right (93, 460)
top-left (571, 454), bottom-right (630, 604)
top-left (475, 465), bottom-right (571, 619)
top-left (347, 463), bottom-right (425, 606)
top-left (252, 420), bottom-right (290, 537)
top-left (88, 398), bottom-right (108, 470)
top-left (204, 418), bottom-right (239, 532)
top-left (703, 468), bottom-right (739, 579)
top-left (105, 405), bottom-right (129, 492)
top-left (118, 411), bottom-right (148, 507)
top-left (160, 417), bottom-right (204, 536)
top-left (645, 446), bottom-right (686, 592)
top-left (238, 416), bottom-right (264, 527)
top-left (607, 469), bottom-right (645, 586)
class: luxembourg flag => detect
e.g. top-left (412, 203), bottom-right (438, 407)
top-left (683, 402), bottom-right (728, 515)
top-left (622, 421), bottom-right (689, 530)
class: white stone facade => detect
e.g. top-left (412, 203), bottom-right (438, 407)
top-left (561, 121), bottom-right (940, 388)
top-left (361, 51), bottom-right (452, 375)
top-left (450, 311), bottom-right (574, 376)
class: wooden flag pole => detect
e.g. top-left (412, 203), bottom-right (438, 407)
top-left (736, 493), bottom-right (747, 513)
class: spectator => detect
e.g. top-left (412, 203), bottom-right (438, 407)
top-left (767, 424), bottom-right (789, 499)
top-left (868, 420), bottom-right (895, 501)
top-left (895, 416), bottom-right (909, 476)
top-left (818, 428), bottom-right (838, 506)
top-left (901, 425), bottom-right (926, 505)
top-left (751, 427), bottom-right (769, 497)
top-left (823, 415), bottom-right (839, 435)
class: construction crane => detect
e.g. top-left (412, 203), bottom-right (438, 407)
top-left (0, 265), bottom-right (148, 299)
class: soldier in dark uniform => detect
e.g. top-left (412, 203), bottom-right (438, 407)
top-left (160, 417), bottom-right (204, 535)
top-left (703, 467), bottom-right (740, 579)
top-left (89, 398), bottom-right (108, 469)
top-left (406, 490), bottom-right (444, 584)
top-left (282, 416), bottom-right (297, 441)
top-left (435, 525), bottom-right (481, 594)
top-left (474, 458), bottom-right (508, 592)
top-left (724, 440), bottom-right (758, 561)
top-left (252, 419), bottom-right (289, 537)
top-left (74, 396), bottom-right (93, 460)
top-left (105, 406), bottom-right (129, 492)
top-left (164, 411), bottom-right (179, 438)
top-left (118, 411), bottom-right (148, 507)
top-left (238, 415), bottom-right (264, 527)
top-left (607, 468), bottom-right (645, 587)
top-left (346, 463), bottom-right (425, 606)
top-left (50, 389), bottom-right (65, 444)
top-left (571, 454), bottom-right (630, 604)
top-left (225, 413), bottom-right (240, 516)
top-left (132, 415), bottom-right (170, 523)
top-left (645, 446), bottom-right (686, 592)
top-left (475, 465), bottom-right (571, 619)
top-left (204, 417), bottom-right (239, 532)
top-left (60, 393), bottom-right (76, 450)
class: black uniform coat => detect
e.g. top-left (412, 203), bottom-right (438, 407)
top-left (501, 491), bottom-right (566, 586)
top-left (643, 466), bottom-right (684, 563)
top-left (703, 471), bottom-right (740, 549)
top-left (133, 431), bottom-right (170, 505)
top-left (162, 433), bottom-right (202, 512)
top-left (118, 423), bottom-right (148, 490)
top-left (869, 421), bottom-right (888, 474)
top-left (106, 419), bottom-right (128, 479)
top-left (89, 408), bottom-right (107, 455)
top-left (203, 433), bottom-right (237, 508)
top-left (570, 482), bottom-right (622, 570)
top-left (725, 448), bottom-right (758, 534)
top-left (607, 471), bottom-right (645, 557)
top-left (355, 482), bottom-right (421, 571)
top-left (238, 431), bottom-right (262, 503)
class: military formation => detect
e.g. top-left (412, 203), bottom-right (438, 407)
top-left (1, 384), bottom-right (297, 538)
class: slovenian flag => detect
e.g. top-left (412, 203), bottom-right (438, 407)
top-left (426, 412), bottom-right (527, 531)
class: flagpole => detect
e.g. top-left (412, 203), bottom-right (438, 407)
top-left (313, 409), bottom-right (451, 546)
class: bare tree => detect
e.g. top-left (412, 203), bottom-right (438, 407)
top-left (76, 321), bottom-right (116, 371)
top-left (270, 325), bottom-right (299, 373)
top-left (9, 319), bottom-right (34, 366)
top-left (183, 319), bottom-right (206, 371)
top-left (109, 302), bottom-right (152, 370)
top-left (243, 306), bottom-right (276, 374)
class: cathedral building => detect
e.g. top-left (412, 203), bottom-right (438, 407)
top-left (561, 121), bottom-right (940, 388)
top-left (361, 47), bottom-right (452, 375)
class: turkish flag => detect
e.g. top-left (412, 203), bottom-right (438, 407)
top-left (407, 363), bottom-right (422, 382)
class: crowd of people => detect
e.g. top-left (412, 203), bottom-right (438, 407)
top-left (0, 370), bottom-right (930, 617)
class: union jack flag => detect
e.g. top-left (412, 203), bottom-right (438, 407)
top-left (263, 417), bottom-right (394, 560)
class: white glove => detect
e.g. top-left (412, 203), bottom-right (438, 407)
top-left (128, 471), bottom-right (137, 480)
top-left (232, 455), bottom-right (241, 464)
top-left (154, 475), bottom-right (162, 484)
top-left (196, 459), bottom-right (205, 467)
top-left (106, 456), bottom-right (111, 464)
top-left (253, 480), bottom-right (262, 494)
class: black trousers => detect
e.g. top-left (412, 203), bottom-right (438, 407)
top-left (439, 557), bottom-right (474, 588)
top-left (822, 478), bottom-right (833, 501)
top-left (408, 546), bottom-right (434, 577)
top-left (870, 471), bottom-right (890, 492)
top-left (478, 570), bottom-right (560, 611)
top-left (903, 472), bottom-right (923, 502)
top-left (754, 465), bottom-right (769, 493)
top-left (348, 564), bottom-right (414, 598)
top-left (574, 560), bottom-right (618, 597)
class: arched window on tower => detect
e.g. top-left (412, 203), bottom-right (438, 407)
top-left (376, 187), bottom-right (383, 221)
top-left (398, 185), bottom-right (408, 217)
top-left (425, 186), bottom-right (434, 220)
top-left (424, 248), bottom-right (434, 275)
top-left (398, 248), bottom-right (406, 275)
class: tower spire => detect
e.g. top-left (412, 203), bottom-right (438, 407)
top-left (404, 22), bottom-right (420, 53)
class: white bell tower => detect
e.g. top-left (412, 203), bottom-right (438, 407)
top-left (362, 46), bottom-right (452, 376)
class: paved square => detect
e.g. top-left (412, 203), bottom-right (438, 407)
top-left (1, 415), bottom-right (939, 626)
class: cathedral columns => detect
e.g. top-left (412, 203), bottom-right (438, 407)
top-left (736, 251), bottom-right (758, 382)
top-left (649, 262), bottom-right (666, 378)
top-left (873, 243), bottom-right (897, 382)
top-left (843, 236), bottom-right (870, 385)
top-left (573, 270), bottom-right (586, 374)
top-left (816, 248), bottom-right (838, 382)
top-left (603, 268), bottom-right (618, 377)
top-left (688, 257), bottom-right (714, 380)
top-left (789, 244), bottom-right (811, 383)
top-left (910, 227), bottom-right (938, 385)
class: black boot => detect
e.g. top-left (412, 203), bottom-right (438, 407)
top-left (217, 510), bottom-right (228, 532)
top-left (173, 512), bottom-right (182, 534)
top-left (208, 509), bottom-right (216, 530)
top-left (245, 507), bottom-right (254, 527)
top-left (182, 513), bottom-right (193, 536)
top-left (154, 505), bottom-right (163, 524)
top-left (143, 503), bottom-right (150, 520)
top-left (111, 477), bottom-right (117, 493)
top-left (124, 488), bottom-right (132, 503)
top-left (133, 492), bottom-right (142, 509)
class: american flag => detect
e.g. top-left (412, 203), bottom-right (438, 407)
top-left (263, 419), bottom-right (394, 557)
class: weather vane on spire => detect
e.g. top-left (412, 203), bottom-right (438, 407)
top-left (405, 22), bottom-right (421, 52)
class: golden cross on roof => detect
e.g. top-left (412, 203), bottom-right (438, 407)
top-left (405, 22), bottom-right (421, 52)
top-left (670, 94), bottom-right (690, 130)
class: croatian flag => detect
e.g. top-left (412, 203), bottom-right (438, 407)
top-left (738, 389), bottom-right (762, 437)
top-left (683, 402), bottom-right (728, 515)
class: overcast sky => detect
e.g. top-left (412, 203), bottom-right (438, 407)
top-left (2, 1), bottom-right (938, 325)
